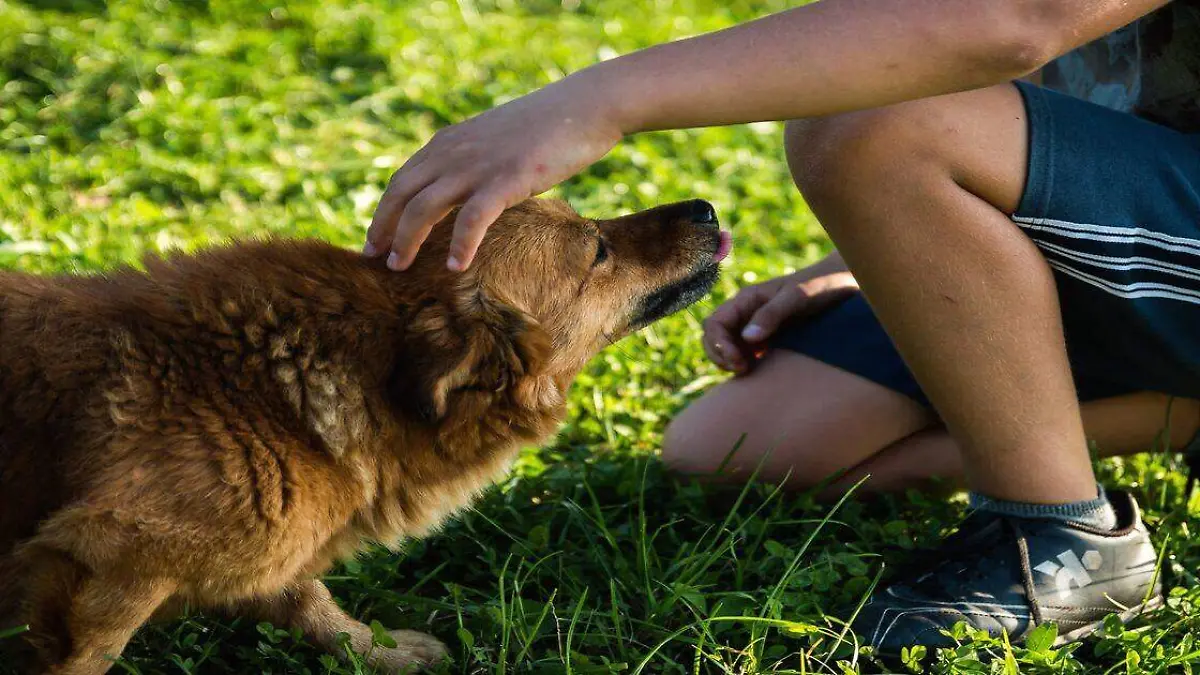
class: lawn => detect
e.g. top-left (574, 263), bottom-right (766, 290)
top-left (3, 0), bottom-right (1200, 672)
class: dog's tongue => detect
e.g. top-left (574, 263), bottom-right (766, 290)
top-left (714, 230), bottom-right (733, 263)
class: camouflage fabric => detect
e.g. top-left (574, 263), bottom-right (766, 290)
top-left (1042, 1), bottom-right (1200, 132)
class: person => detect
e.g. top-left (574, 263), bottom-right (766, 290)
top-left (365, 0), bottom-right (1200, 656)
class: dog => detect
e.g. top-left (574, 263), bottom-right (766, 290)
top-left (0, 197), bottom-right (730, 674)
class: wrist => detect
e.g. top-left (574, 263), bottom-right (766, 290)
top-left (788, 250), bottom-right (846, 283)
top-left (561, 58), bottom-right (648, 137)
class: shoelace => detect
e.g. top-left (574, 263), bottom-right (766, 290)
top-left (880, 515), bottom-right (1046, 626)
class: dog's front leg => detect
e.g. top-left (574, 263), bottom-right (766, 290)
top-left (235, 578), bottom-right (447, 672)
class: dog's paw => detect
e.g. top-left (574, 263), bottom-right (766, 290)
top-left (368, 629), bottom-right (449, 672)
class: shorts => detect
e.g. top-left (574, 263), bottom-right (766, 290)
top-left (772, 81), bottom-right (1200, 407)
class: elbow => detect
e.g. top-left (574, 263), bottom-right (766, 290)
top-left (945, 1), bottom-right (1077, 82)
top-left (988, 27), bottom-right (1063, 79)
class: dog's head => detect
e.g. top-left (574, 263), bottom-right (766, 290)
top-left (390, 198), bottom-right (729, 424)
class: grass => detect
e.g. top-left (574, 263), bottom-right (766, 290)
top-left (2, 0), bottom-right (1200, 672)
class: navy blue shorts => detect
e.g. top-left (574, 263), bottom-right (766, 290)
top-left (773, 81), bottom-right (1200, 407)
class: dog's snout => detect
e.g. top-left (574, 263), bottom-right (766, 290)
top-left (689, 200), bottom-right (717, 225)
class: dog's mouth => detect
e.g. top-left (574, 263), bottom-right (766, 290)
top-left (714, 230), bottom-right (733, 263)
top-left (629, 262), bottom-right (721, 329)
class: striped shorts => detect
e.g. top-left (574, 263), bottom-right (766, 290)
top-left (771, 81), bottom-right (1200, 405)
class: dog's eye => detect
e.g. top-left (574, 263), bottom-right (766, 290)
top-left (592, 239), bottom-right (609, 267)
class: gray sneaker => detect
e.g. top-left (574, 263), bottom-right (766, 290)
top-left (853, 489), bottom-right (1164, 656)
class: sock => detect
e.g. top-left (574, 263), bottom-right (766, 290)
top-left (968, 484), bottom-right (1118, 531)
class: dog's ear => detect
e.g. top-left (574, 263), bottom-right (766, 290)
top-left (388, 296), bottom-right (558, 424)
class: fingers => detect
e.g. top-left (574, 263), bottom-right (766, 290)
top-left (702, 316), bottom-right (743, 372)
top-left (703, 295), bottom-right (751, 367)
top-left (741, 284), bottom-right (810, 344)
top-left (702, 284), bottom-right (776, 372)
top-left (703, 272), bottom-right (861, 373)
top-left (366, 164), bottom-right (436, 259)
top-left (365, 159), bottom-right (519, 272)
top-left (384, 179), bottom-right (469, 271)
top-left (740, 273), bottom-right (860, 343)
top-left (447, 186), bottom-right (515, 272)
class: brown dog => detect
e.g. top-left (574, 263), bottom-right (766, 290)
top-left (0, 198), bottom-right (728, 674)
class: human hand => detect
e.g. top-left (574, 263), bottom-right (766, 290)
top-left (702, 270), bottom-right (858, 373)
top-left (365, 77), bottom-right (622, 272)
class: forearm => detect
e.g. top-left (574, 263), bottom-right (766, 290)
top-left (570, 0), bottom-right (1165, 133)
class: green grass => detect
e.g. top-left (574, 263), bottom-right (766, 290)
top-left (3, 0), bottom-right (1200, 672)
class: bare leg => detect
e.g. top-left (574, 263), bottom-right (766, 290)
top-left (232, 578), bottom-right (447, 673)
top-left (664, 351), bottom-right (1200, 494)
top-left (665, 350), bottom-right (933, 484)
top-left (826, 390), bottom-right (1200, 494)
top-left (787, 84), bottom-right (1094, 503)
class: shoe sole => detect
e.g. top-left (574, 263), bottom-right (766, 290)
top-left (1053, 594), bottom-right (1165, 646)
top-left (868, 594), bottom-right (1166, 664)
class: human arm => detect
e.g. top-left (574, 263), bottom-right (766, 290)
top-left (367, 0), bottom-right (1167, 271)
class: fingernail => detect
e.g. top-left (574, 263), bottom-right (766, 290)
top-left (387, 252), bottom-right (403, 271)
top-left (742, 324), bottom-right (764, 341)
top-left (362, 241), bottom-right (378, 257)
top-left (447, 255), bottom-right (462, 272)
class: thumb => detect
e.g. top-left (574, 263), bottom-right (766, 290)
top-left (740, 285), bottom-right (810, 343)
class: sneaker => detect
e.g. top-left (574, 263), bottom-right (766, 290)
top-left (853, 489), bottom-right (1164, 656)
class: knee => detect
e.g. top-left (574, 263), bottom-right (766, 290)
top-left (661, 406), bottom-right (721, 476)
top-left (662, 392), bottom-right (758, 477)
top-left (663, 407), bottom-right (854, 491)
top-left (783, 100), bottom-right (949, 206)
top-left (662, 388), bottom-right (843, 485)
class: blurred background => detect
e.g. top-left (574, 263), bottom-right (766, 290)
top-left (5, 2), bottom-right (1195, 673)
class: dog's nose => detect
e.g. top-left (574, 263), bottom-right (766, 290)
top-left (689, 200), bottom-right (718, 225)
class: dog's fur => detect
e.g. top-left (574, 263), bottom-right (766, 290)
top-left (0, 198), bottom-right (723, 674)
